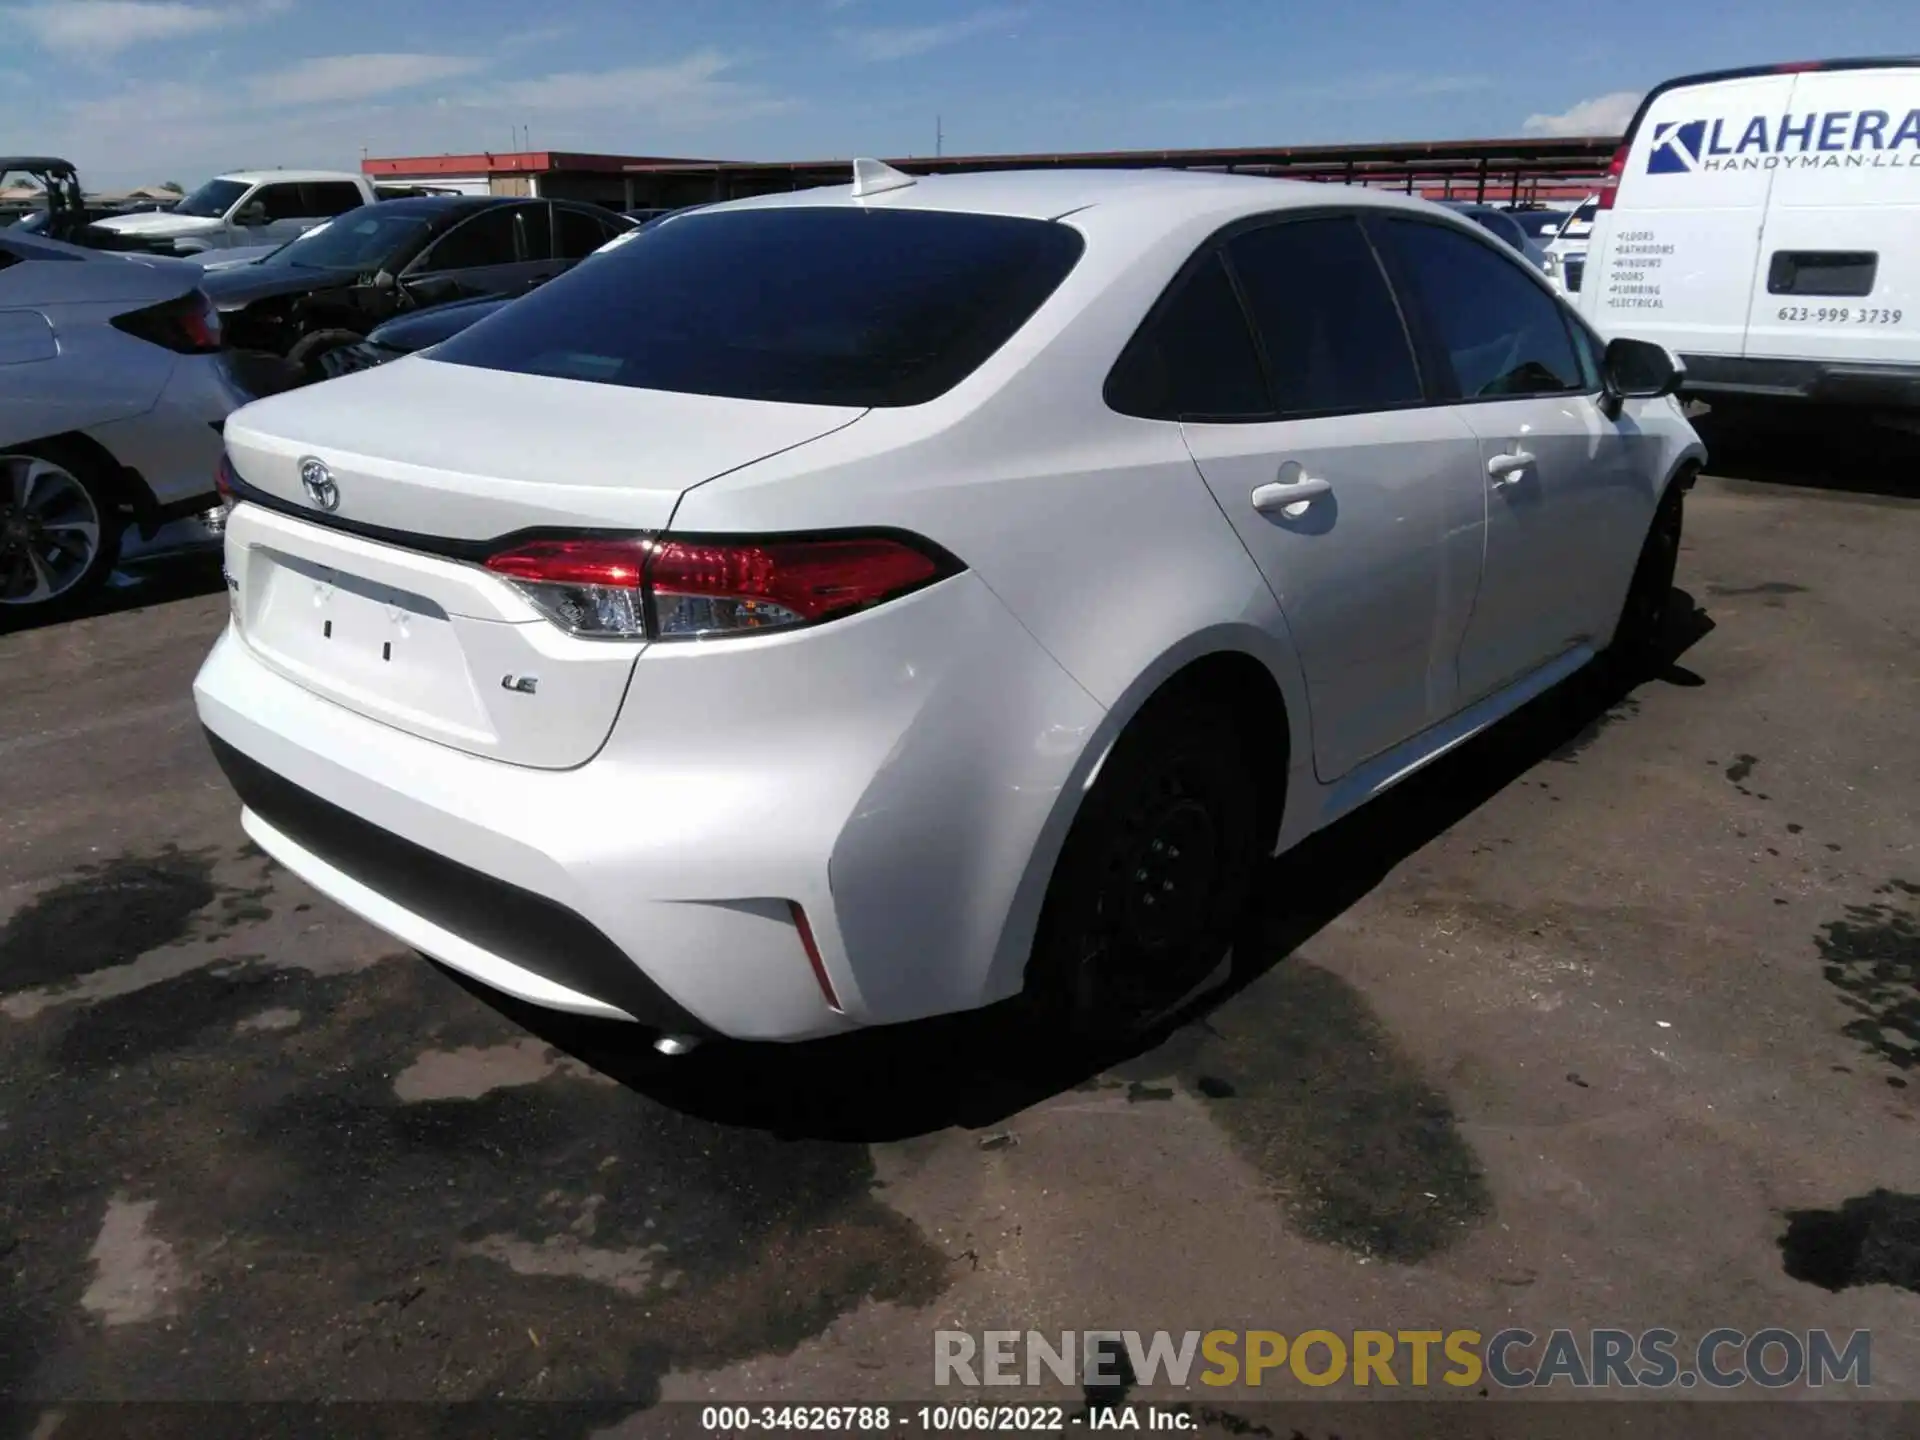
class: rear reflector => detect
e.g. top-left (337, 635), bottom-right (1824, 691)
top-left (482, 531), bottom-right (958, 641)
top-left (1597, 143), bottom-right (1628, 211)
top-left (789, 901), bottom-right (842, 1013)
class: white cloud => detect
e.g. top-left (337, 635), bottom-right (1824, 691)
top-left (250, 53), bottom-right (488, 107)
top-left (1523, 90), bottom-right (1641, 137)
top-left (482, 50), bottom-right (790, 125)
top-left (840, 7), bottom-right (1021, 62)
top-left (20, 48), bottom-right (793, 186)
top-left (5, 0), bottom-right (287, 56)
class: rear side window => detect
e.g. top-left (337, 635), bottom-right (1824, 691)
top-left (1225, 217), bottom-right (1421, 417)
top-left (514, 203), bottom-right (553, 262)
top-left (432, 207), bottom-right (1086, 407)
top-left (1105, 252), bottom-right (1268, 420)
top-left (555, 205), bottom-right (618, 260)
top-left (253, 184), bottom-right (306, 222)
top-left (1376, 218), bottom-right (1583, 399)
top-left (302, 182), bottom-right (365, 217)
top-left (417, 208), bottom-right (518, 272)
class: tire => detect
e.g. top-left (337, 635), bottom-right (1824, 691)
top-left (286, 328), bottom-right (365, 369)
top-left (1023, 689), bottom-right (1263, 1039)
top-left (0, 441), bottom-right (125, 619)
top-left (1608, 477), bottom-right (1686, 671)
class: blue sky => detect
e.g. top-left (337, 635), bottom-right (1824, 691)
top-left (5, 0), bottom-right (1917, 187)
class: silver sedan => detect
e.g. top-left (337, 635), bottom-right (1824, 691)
top-left (1, 228), bottom-right (250, 615)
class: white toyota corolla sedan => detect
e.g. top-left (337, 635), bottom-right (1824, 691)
top-left (194, 163), bottom-right (1705, 1046)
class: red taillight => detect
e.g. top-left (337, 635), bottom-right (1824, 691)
top-left (482, 532), bottom-right (956, 640)
top-left (484, 538), bottom-right (646, 589)
top-left (215, 453), bottom-right (237, 511)
top-left (1597, 143), bottom-right (1629, 211)
top-left (111, 288), bottom-right (223, 353)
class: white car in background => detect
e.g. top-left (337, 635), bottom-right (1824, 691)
top-left (1, 228), bottom-right (249, 614)
top-left (92, 171), bottom-right (374, 255)
top-left (197, 163), bottom-right (1703, 1048)
top-left (1545, 195), bottom-right (1599, 295)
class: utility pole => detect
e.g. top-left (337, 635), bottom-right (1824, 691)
top-left (936, 115), bottom-right (943, 157)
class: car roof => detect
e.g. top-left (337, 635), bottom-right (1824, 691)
top-left (214, 170), bottom-right (368, 186)
top-left (361, 194), bottom-right (512, 217)
top-left (699, 166), bottom-right (1460, 230)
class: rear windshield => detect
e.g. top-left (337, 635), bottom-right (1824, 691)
top-left (428, 206), bottom-right (1087, 407)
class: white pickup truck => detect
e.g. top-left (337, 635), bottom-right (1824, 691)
top-left (92, 170), bottom-right (377, 255)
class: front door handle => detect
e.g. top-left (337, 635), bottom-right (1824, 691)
top-left (1487, 450), bottom-right (1536, 485)
top-left (1250, 477), bottom-right (1333, 514)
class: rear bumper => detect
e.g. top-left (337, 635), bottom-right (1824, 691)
top-left (1680, 354), bottom-right (1920, 411)
top-left (192, 562), bottom-right (1107, 1041)
top-left (88, 352), bottom-right (253, 517)
top-left (206, 729), bottom-right (712, 1034)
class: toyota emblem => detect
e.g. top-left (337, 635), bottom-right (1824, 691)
top-left (298, 456), bottom-right (340, 513)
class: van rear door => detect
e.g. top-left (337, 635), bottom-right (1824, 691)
top-left (1740, 65), bottom-right (1920, 365)
top-left (1584, 72), bottom-right (1799, 356)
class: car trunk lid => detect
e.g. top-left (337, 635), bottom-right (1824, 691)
top-left (221, 358), bottom-right (866, 767)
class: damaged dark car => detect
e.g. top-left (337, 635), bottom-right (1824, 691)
top-left (201, 195), bottom-right (633, 368)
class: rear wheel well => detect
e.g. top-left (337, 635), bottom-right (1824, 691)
top-left (3, 430), bottom-right (151, 522)
top-left (1132, 651), bottom-right (1290, 853)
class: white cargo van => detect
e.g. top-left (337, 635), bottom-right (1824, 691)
top-left (1578, 58), bottom-right (1920, 419)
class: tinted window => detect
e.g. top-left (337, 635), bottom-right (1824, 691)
top-left (1378, 218), bottom-right (1582, 399)
top-left (1569, 315), bottom-right (1606, 391)
top-left (174, 178), bottom-right (247, 218)
top-left (555, 205), bottom-right (615, 260)
top-left (418, 208), bottom-right (518, 272)
top-left (302, 182), bottom-right (365, 217)
top-left (433, 207), bottom-right (1086, 407)
top-left (1106, 252), bottom-right (1268, 420)
top-left (514, 203), bottom-right (553, 262)
top-left (266, 209), bottom-right (430, 271)
top-left (1479, 211), bottom-right (1527, 251)
top-left (253, 184), bottom-right (307, 222)
top-left (1226, 217), bottom-right (1421, 417)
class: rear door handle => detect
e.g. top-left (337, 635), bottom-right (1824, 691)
top-left (1250, 477), bottom-right (1332, 514)
top-left (1487, 450), bottom-right (1536, 485)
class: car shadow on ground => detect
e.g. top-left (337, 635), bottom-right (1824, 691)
top-left (1694, 405), bottom-right (1920, 500)
top-left (444, 593), bottom-right (1717, 1144)
top-left (0, 549), bottom-right (224, 638)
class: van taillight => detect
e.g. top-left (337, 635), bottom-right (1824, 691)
top-left (1597, 144), bottom-right (1629, 211)
top-left (483, 532), bottom-right (961, 641)
top-left (214, 454), bottom-right (237, 513)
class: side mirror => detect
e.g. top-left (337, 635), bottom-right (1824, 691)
top-left (1603, 337), bottom-right (1685, 403)
top-left (234, 201), bottom-right (267, 227)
